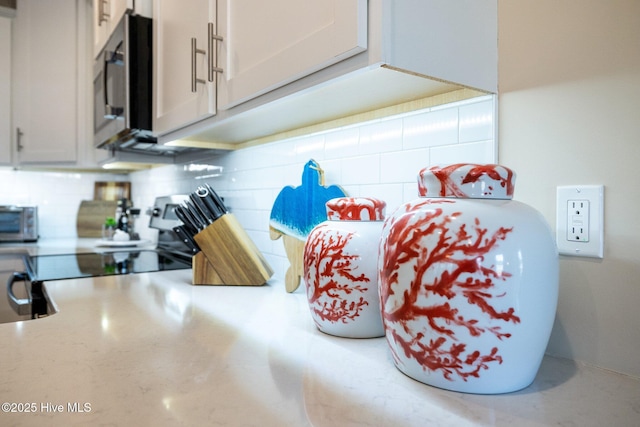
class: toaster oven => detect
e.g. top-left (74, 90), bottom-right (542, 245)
top-left (0, 205), bottom-right (38, 242)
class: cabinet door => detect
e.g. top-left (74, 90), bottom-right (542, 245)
top-left (93, 0), bottom-right (133, 59)
top-left (93, 0), bottom-right (110, 57)
top-left (153, 0), bottom-right (217, 136)
top-left (217, 0), bottom-right (367, 109)
top-left (12, 0), bottom-right (78, 164)
top-left (0, 17), bottom-right (11, 165)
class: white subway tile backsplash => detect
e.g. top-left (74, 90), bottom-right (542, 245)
top-left (359, 117), bottom-right (403, 154)
top-left (340, 154), bottom-right (380, 185)
top-left (360, 183), bottom-right (405, 215)
top-left (380, 148), bottom-right (430, 184)
top-left (403, 107), bottom-right (459, 149)
top-left (319, 158), bottom-right (343, 188)
top-left (223, 191), bottom-right (253, 211)
top-left (233, 208), bottom-right (263, 232)
top-left (325, 127), bottom-right (359, 159)
top-left (249, 229), bottom-right (274, 255)
top-left (0, 169), bottom-right (129, 239)
top-left (243, 145), bottom-right (278, 170)
top-left (459, 99), bottom-right (495, 143)
top-left (3, 96), bottom-right (495, 282)
top-left (430, 140), bottom-right (495, 166)
top-left (403, 181), bottom-right (421, 201)
top-left (337, 184), bottom-right (360, 198)
top-left (248, 188), bottom-right (276, 211)
top-left (272, 164), bottom-right (299, 191)
top-left (295, 134), bottom-right (325, 163)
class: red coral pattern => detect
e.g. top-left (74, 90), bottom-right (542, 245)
top-left (379, 199), bottom-right (519, 381)
top-left (304, 224), bottom-right (371, 324)
top-left (418, 164), bottom-right (515, 198)
top-left (326, 197), bottom-right (386, 221)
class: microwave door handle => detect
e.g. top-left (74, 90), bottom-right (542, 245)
top-left (103, 48), bottom-right (124, 119)
top-left (103, 54), bottom-right (110, 118)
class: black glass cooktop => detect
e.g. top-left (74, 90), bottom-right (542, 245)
top-left (26, 250), bottom-right (191, 282)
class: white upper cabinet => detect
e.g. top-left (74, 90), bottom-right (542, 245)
top-left (155, 0), bottom-right (367, 140)
top-left (12, 0), bottom-right (79, 164)
top-left (93, 0), bottom-right (133, 58)
top-left (0, 17), bottom-right (11, 165)
top-left (216, 0), bottom-right (367, 110)
top-left (153, 0), bottom-right (218, 135)
top-left (380, 0), bottom-right (497, 93)
top-left (154, 0), bottom-right (496, 151)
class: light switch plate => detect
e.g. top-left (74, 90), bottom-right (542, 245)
top-left (556, 185), bottom-right (604, 258)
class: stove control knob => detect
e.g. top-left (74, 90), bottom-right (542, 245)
top-left (146, 207), bottom-right (161, 217)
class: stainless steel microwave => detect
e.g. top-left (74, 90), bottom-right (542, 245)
top-left (93, 14), bottom-right (154, 152)
top-left (0, 206), bottom-right (38, 242)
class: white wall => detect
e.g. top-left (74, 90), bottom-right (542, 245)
top-left (498, 0), bottom-right (640, 377)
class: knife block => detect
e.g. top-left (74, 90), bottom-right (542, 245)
top-left (191, 213), bottom-right (273, 286)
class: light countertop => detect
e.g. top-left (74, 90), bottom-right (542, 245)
top-left (1, 269), bottom-right (639, 426)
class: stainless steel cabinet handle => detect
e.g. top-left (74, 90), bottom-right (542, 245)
top-left (191, 38), bottom-right (207, 92)
top-left (16, 127), bottom-right (24, 152)
top-left (99, 0), bottom-right (110, 25)
top-left (208, 22), bottom-right (224, 82)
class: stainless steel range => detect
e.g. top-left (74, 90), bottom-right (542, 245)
top-left (3, 195), bottom-right (196, 324)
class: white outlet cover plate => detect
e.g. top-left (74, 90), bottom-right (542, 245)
top-left (556, 185), bottom-right (604, 258)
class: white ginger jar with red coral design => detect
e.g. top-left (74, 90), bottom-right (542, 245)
top-left (303, 197), bottom-right (387, 338)
top-left (378, 164), bottom-right (558, 394)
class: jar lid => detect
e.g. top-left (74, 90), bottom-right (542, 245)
top-left (326, 197), bottom-right (386, 221)
top-left (418, 164), bottom-right (515, 199)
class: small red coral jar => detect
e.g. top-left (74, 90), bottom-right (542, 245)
top-left (378, 164), bottom-right (559, 394)
top-left (303, 197), bottom-right (386, 338)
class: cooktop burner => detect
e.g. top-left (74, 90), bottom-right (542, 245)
top-left (26, 250), bottom-right (191, 282)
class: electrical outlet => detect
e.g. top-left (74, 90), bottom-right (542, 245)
top-left (567, 200), bottom-right (590, 242)
top-left (556, 185), bottom-right (604, 258)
